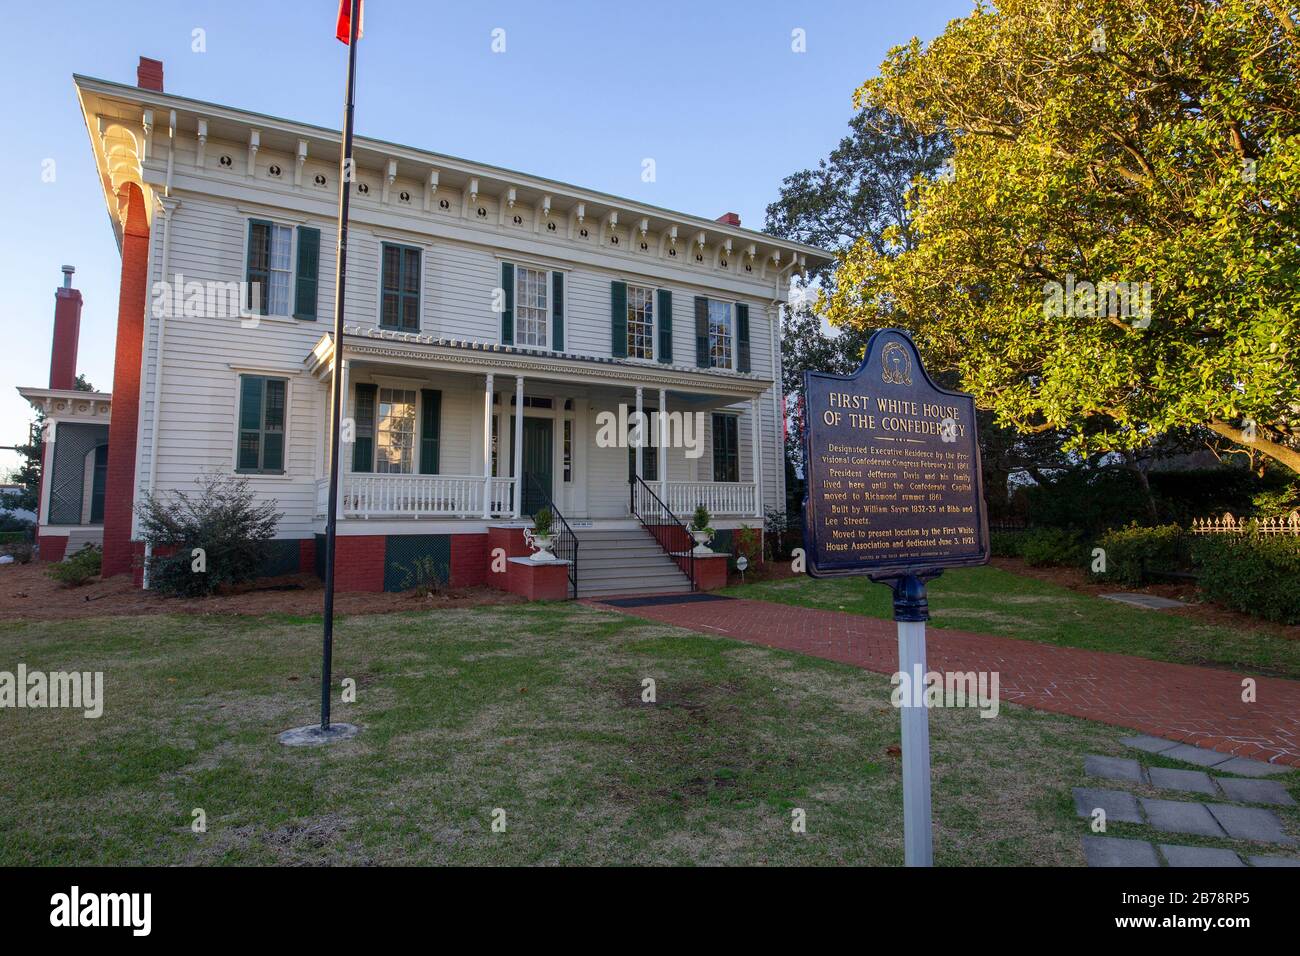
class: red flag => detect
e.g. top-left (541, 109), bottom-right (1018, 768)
top-left (336, 0), bottom-right (364, 44)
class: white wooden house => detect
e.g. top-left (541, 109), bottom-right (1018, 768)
top-left (39, 60), bottom-right (828, 596)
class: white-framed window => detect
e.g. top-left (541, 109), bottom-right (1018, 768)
top-left (708, 299), bottom-right (733, 369)
top-left (627, 284), bottom-right (655, 359)
top-left (516, 265), bottom-right (549, 348)
top-left (246, 220), bottom-right (294, 316)
top-left (376, 387), bottom-right (417, 474)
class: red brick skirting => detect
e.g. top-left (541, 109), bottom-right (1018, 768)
top-left (333, 535), bottom-right (386, 592)
top-left (451, 533), bottom-right (489, 588)
top-left (596, 597), bottom-right (1300, 767)
top-left (38, 534), bottom-right (67, 563)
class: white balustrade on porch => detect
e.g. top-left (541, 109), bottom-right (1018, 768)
top-left (662, 481), bottom-right (757, 518)
top-left (315, 474), bottom-right (516, 518)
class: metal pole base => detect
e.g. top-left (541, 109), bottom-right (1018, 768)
top-left (278, 723), bottom-right (360, 747)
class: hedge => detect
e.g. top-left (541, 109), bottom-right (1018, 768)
top-left (1192, 535), bottom-right (1300, 625)
top-left (1091, 524), bottom-right (1190, 587)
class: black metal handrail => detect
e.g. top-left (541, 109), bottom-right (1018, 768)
top-left (628, 474), bottom-right (696, 590)
top-left (525, 473), bottom-right (578, 598)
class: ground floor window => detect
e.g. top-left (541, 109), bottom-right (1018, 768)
top-left (376, 387), bottom-right (417, 473)
top-left (237, 375), bottom-right (286, 474)
top-left (712, 413), bottom-right (738, 483)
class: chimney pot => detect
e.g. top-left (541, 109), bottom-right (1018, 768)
top-left (137, 56), bottom-right (164, 92)
top-left (61, 265), bottom-right (75, 288)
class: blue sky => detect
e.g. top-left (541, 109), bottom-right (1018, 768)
top-left (0, 0), bottom-right (971, 476)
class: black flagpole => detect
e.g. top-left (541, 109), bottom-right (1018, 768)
top-left (321, 0), bottom-right (361, 732)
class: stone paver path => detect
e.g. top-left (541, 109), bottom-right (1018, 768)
top-left (595, 596), bottom-right (1300, 766)
top-left (1100, 593), bottom-right (1188, 610)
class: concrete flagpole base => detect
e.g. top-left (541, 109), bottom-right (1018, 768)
top-left (278, 723), bottom-right (360, 747)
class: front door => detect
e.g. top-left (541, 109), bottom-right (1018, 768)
top-left (521, 417), bottom-right (553, 516)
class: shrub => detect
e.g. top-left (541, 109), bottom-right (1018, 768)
top-left (138, 472), bottom-right (279, 597)
top-left (763, 507), bottom-right (791, 561)
top-left (1192, 535), bottom-right (1300, 625)
top-left (733, 524), bottom-right (763, 569)
top-left (990, 529), bottom-right (1030, 558)
top-left (1092, 524), bottom-right (1190, 586)
top-left (532, 506), bottom-right (553, 537)
top-left (47, 544), bottom-right (101, 586)
top-left (691, 505), bottom-right (712, 534)
top-left (396, 556), bottom-right (445, 597)
top-left (1019, 527), bottom-right (1086, 568)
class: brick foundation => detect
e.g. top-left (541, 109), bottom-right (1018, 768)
top-left (692, 553), bottom-right (729, 591)
top-left (38, 535), bottom-right (67, 563)
top-left (298, 538), bottom-right (316, 575)
top-left (450, 532), bottom-right (488, 587)
top-left (332, 535), bottom-right (386, 592)
top-left (506, 557), bottom-right (571, 601)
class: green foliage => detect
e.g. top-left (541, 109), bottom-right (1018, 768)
top-left (733, 525), bottom-right (763, 569)
top-left (1093, 524), bottom-right (1190, 586)
top-left (691, 505), bottom-right (712, 533)
top-left (990, 529), bottom-right (1029, 558)
top-left (47, 544), bottom-right (101, 586)
top-left (833, 0), bottom-right (1300, 475)
top-left (2, 539), bottom-right (34, 564)
top-left (397, 556), bottom-right (444, 598)
top-left (1019, 528), bottom-right (1086, 568)
top-left (1193, 534), bottom-right (1300, 625)
top-left (763, 507), bottom-right (793, 560)
top-left (1025, 468), bottom-right (1150, 535)
top-left (138, 472), bottom-right (279, 597)
top-left (532, 506), bottom-right (553, 537)
top-left (0, 514), bottom-right (35, 536)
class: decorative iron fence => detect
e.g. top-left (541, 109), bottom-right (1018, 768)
top-left (1190, 511), bottom-right (1300, 536)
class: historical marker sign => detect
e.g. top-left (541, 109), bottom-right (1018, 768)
top-left (802, 329), bottom-right (989, 580)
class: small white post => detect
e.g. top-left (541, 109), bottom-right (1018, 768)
top-left (750, 396), bottom-right (762, 518)
top-left (658, 387), bottom-right (668, 501)
top-left (335, 358), bottom-right (350, 521)
top-left (898, 617), bottom-right (933, 866)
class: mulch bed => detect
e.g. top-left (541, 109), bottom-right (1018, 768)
top-left (0, 562), bottom-right (523, 621)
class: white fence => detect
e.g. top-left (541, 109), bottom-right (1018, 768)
top-left (315, 474), bottom-right (516, 518)
top-left (1190, 511), bottom-right (1300, 536)
top-left (661, 481), bottom-right (757, 518)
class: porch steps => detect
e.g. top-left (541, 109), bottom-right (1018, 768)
top-left (573, 527), bottom-right (693, 599)
top-left (63, 527), bottom-right (104, 557)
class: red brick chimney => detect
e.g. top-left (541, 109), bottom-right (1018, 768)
top-left (716, 212), bottom-right (741, 227)
top-left (50, 265), bottom-right (82, 391)
top-left (137, 56), bottom-right (164, 92)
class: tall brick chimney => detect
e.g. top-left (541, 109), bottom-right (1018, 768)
top-left (50, 265), bottom-right (82, 390)
top-left (716, 212), bottom-right (741, 227)
top-left (137, 56), bottom-right (164, 92)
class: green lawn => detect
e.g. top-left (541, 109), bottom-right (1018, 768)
top-left (724, 565), bottom-right (1300, 680)
top-left (1, 601), bottom-right (1258, 866)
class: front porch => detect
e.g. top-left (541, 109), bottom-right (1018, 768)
top-left (307, 331), bottom-right (770, 527)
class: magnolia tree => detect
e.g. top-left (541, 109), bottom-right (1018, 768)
top-left (826, 0), bottom-right (1300, 474)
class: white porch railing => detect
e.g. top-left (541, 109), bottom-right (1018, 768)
top-left (315, 474), bottom-right (516, 518)
top-left (661, 481), bottom-right (757, 518)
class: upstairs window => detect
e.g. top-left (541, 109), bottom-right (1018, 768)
top-left (708, 300), bottom-right (733, 370)
top-left (627, 285), bottom-right (655, 359)
top-left (246, 221), bottom-right (293, 316)
top-left (381, 243), bottom-right (421, 331)
top-left (515, 266), bottom-right (549, 348)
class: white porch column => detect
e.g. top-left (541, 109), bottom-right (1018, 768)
top-left (335, 358), bottom-right (350, 520)
top-left (750, 396), bottom-right (763, 518)
top-left (634, 386), bottom-right (644, 482)
top-left (481, 373), bottom-right (494, 518)
top-left (38, 420), bottom-right (56, 526)
top-left (513, 375), bottom-right (524, 518)
top-left (657, 387), bottom-right (667, 502)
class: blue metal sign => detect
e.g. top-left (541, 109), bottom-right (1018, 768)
top-left (801, 329), bottom-right (990, 579)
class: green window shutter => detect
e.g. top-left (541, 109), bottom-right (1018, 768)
top-left (712, 414), bottom-right (738, 482)
top-left (237, 375), bottom-right (264, 471)
top-left (551, 271), bottom-right (565, 351)
top-left (500, 262), bottom-right (515, 344)
top-left (419, 389), bottom-right (441, 474)
top-left (737, 303), bottom-right (751, 373)
top-left (246, 220), bottom-right (271, 315)
top-left (262, 379), bottom-right (285, 472)
top-left (694, 296), bottom-right (710, 367)
top-left (353, 383), bottom-right (376, 473)
top-left (293, 226), bottom-right (320, 320)
top-left (657, 289), bottom-right (673, 364)
top-left (611, 281), bottom-right (627, 358)
top-left (380, 243), bottom-right (421, 331)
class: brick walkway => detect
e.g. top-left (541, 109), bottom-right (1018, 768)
top-left (591, 597), bottom-right (1300, 768)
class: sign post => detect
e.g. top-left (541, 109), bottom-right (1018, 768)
top-left (802, 329), bottom-right (989, 866)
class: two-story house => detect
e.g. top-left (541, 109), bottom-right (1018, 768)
top-left (28, 58), bottom-right (828, 598)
